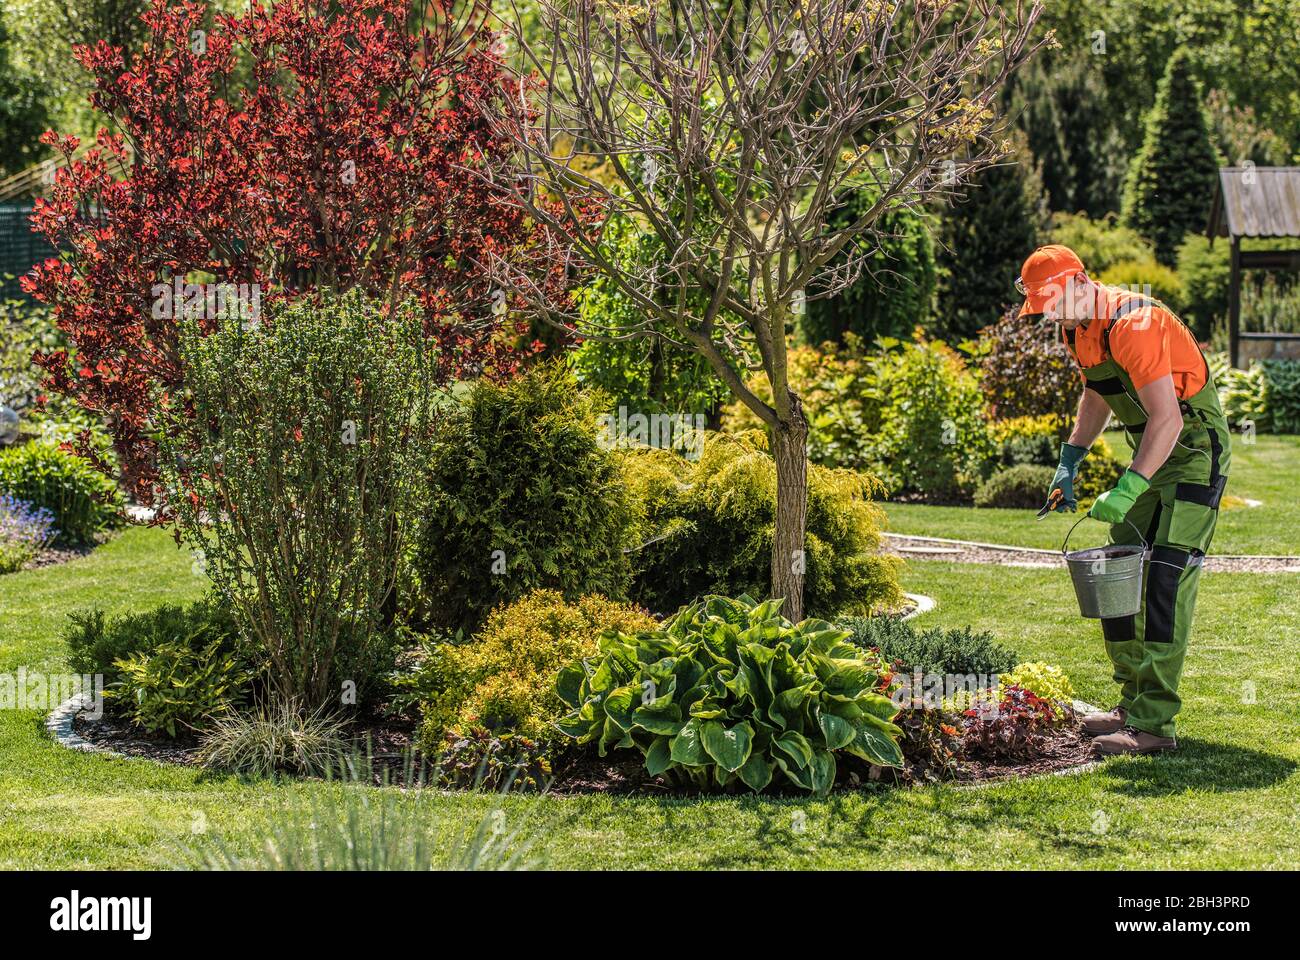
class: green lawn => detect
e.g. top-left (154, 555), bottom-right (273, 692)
top-left (884, 432), bottom-right (1300, 556)
top-left (2, 526), bottom-right (1297, 869)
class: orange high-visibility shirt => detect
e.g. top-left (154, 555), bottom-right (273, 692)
top-left (1064, 285), bottom-right (1208, 399)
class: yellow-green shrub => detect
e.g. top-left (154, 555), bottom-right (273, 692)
top-left (722, 335), bottom-right (879, 472)
top-left (417, 590), bottom-right (656, 753)
top-left (1098, 259), bottom-right (1186, 314)
top-left (999, 661), bottom-right (1075, 718)
top-left (622, 432), bottom-right (903, 619)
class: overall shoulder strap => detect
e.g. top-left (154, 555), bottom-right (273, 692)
top-left (1103, 295), bottom-right (1155, 359)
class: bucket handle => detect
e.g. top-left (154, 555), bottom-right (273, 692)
top-left (1061, 513), bottom-right (1148, 557)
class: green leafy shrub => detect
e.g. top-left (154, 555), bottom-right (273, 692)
top-left (416, 363), bottom-right (636, 632)
top-left (0, 299), bottom-right (59, 420)
top-left (989, 414), bottom-right (1069, 467)
top-left (382, 627), bottom-right (463, 721)
top-left (974, 464), bottom-right (1055, 509)
top-left (999, 661), bottom-right (1075, 719)
top-left (803, 184), bottom-right (937, 345)
top-left (1216, 361), bottom-right (1268, 430)
top-left (1097, 259), bottom-right (1186, 313)
top-left (417, 590), bottom-right (656, 755)
top-left (1048, 212), bottom-right (1153, 275)
top-left (722, 336), bottom-right (880, 471)
top-left (1076, 438), bottom-right (1127, 501)
top-left (570, 214), bottom-right (735, 416)
top-left (555, 595), bottom-right (904, 795)
top-left (869, 336), bottom-right (993, 501)
top-left (1259, 359), bottom-right (1300, 434)
top-left (64, 596), bottom-right (240, 686)
top-left (111, 640), bottom-right (254, 738)
top-left (195, 700), bottom-right (350, 777)
top-left (723, 335), bottom-right (992, 502)
top-left (160, 291), bottom-right (436, 706)
top-left (974, 306), bottom-right (1082, 422)
top-left (1211, 357), bottom-right (1300, 434)
top-left (986, 416), bottom-right (1125, 503)
top-left (623, 432), bottom-right (902, 619)
top-left (0, 441), bottom-right (123, 544)
top-left (1176, 235), bottom-right (1230, 340)
top-left (841, 616), bottom-right (1017, 677)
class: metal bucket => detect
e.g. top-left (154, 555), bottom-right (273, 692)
top-left (1061, 516), bottom-right (1147, 619)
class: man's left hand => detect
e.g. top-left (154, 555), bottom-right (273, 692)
top-left (1089, 469), bottom-right (1151, 524)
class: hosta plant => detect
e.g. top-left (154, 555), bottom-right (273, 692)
top-left (555, 595), bottom-right (903, 796)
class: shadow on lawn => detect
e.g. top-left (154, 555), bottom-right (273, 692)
top-left (1096, 738), bottom-right (1296, 797)
top-left (681, 787), bottom-right (1130, 869)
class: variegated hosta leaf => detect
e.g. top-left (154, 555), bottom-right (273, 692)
top-left (554, 594), bottom-right (904, 794)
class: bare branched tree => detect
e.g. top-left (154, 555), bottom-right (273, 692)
top-left (481, 0), bottom-right (1047, 619)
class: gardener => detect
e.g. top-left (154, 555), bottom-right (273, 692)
top-left (1017, 244), bottom-right (1231, 756)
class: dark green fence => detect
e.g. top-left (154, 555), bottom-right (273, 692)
top-left (0, 203), bottom-right (57, 303)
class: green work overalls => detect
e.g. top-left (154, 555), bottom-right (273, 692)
top-left (1066, 296), bottom-right (1232, 739)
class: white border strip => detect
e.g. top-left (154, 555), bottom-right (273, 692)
top-left (46, 693), bottom-right (121, 757)
top-left (900, 592), bottom-right (936, 620)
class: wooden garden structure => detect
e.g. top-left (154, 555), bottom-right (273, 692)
top-left (1207, 166), bottom-right (1300, 367)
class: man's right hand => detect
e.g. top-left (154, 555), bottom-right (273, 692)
top-left (1046, 441), bottom-right (1089, 513)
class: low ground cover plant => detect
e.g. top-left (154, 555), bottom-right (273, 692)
top-left (960, 684), bottom-right (1073, 762)
top-left (999, 661), bottom-right (1076, 719)
top-left (65, 596), bottom-right (240, 687)
top-left (110, 640), bottom-right (253, 738)
top-left (842, 616), bottom-right (1018, 677)
top-left (0, 440), bottom-right (122, 545)
top-left (414, 590), bottom-right (655, 762)
top-left (195, 700), bottom-right (351, 778)
top-left (623, 432), bottom-right (902, 619)
top-left (65, 596), bottom-right (258, 737)
top-left (0, 494), bottom-right (56, 573)
top-left (555, 594), bottom-right (904, 795)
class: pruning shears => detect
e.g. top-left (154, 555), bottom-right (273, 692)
top-left (1036, 487), bottom-right (1064, 520)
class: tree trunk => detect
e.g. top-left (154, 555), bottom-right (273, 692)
top-left (770, 397), bottom-right (810, 622)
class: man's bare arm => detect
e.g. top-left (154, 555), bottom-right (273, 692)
top-left (1130, 374), bottom-right (1182, 479)
top-left (1068, 387), bottom-right (1112, 450)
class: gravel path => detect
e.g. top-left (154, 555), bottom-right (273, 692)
top-left (883, 533), bottom-right (1300, 573)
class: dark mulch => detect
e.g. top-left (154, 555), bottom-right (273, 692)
top-left (73, 712), bottom-right (200, 764)
top-left (952, 723), bottom-right (1097, 785)
top-left (549, 750), bottom-right (668, 795)
top-left (71, 711), bottom-right (1099, 791)
top-left (25, 541), bottom-right (98, 570)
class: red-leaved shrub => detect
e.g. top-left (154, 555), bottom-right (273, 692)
top-left (24, 0), bottom-right (574, 500)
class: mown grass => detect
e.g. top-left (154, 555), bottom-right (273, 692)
top-left (2, 525), bottom-right (1297, 869)
top-left (883, 432), bottom-right (1300, 555)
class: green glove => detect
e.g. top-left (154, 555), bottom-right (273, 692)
top-left (1089, 468), bottom-right (1151, 524)
top-left (1046, 442), bottom-right (1089, 513)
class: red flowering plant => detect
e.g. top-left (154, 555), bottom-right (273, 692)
top-left (22, 0), bottom-right (577, 503)
top-left (960, 684), bottom-right (1062, 762)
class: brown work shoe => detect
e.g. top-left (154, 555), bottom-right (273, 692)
top-left (1081, 706), bottom-right (1127, 737)
top-left (1093, 726), bottom-right (1177, 756)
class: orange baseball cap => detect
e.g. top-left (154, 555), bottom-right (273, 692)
top-left (1017, 244), bottom-right (1086, 317)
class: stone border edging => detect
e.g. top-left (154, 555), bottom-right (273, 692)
top-left (882, 531), bottom-right (1300, 564)
top-left (900, 592), bottom-right (936, 620)
top-left (46, 693), bottom-right (122, 758)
